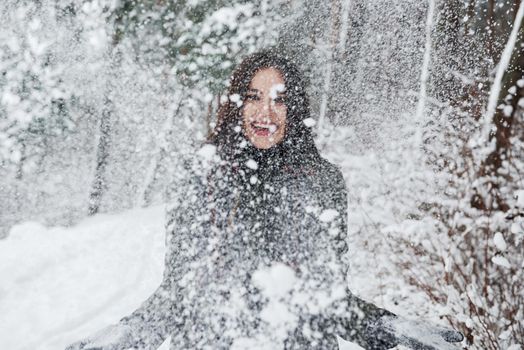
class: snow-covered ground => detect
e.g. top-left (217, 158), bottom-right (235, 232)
top-left (0, 206), bottom-right (169, 350)
top-left (0, 205), bottom-right (366, 350)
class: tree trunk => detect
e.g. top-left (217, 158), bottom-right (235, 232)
top-left (15, 142), bottom-right (26, 180)
top-left (318, 0), bottom-right (342, 131)
top-left (88, 94), bottom-right (114, 215)
top-left (478, 2), bottom-right (524, 211)
top-left (486, 0), bottom-right (495, 60)
top-left (87, 9), bottom-right (126, 216)
top-left (137, 91), bottom-right (183, 207)
top-left (415, 0), bottom-right (436, 132)
top-left (432, 0), bottom-right (464, 105)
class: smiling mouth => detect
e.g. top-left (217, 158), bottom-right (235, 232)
top-left (250, 122), bottom-right (277, 136)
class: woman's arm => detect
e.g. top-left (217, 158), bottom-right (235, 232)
top-left (312, 165), bottom-right (462, 350)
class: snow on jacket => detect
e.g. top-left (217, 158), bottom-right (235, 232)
top-left (117, 150), bottom-right (394, 350)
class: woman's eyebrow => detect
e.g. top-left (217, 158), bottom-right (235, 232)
top-left (247, 88), bottom-right (259, 93)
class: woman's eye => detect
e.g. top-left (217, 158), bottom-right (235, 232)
top-left (245, 94), bottom-right (258, 101)
top-left (274, 96), bottom-right (286, 104)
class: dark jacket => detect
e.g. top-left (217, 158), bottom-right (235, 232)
top-left (118, 149), bottom-right (395, 350)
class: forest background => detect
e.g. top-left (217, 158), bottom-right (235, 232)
top-left (0, 0), bottom-right (523, 349)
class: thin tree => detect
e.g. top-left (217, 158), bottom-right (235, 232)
top-left (318, 0), bottom-right (345, 133)
top-left (87, 9), bottom-right (125, 216)
top-left (415, 0), bottom-right (436, 146)
top-left (135, 90), bottom-right (183, 207)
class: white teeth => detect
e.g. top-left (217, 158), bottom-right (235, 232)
top-left (253, 123), bottom-right (277, 133)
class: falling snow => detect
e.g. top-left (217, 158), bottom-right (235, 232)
top-left (1, 0), bottom-right (523, 349)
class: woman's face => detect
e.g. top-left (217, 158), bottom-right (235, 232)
top-left (242, 68), bottom-right (287, 149)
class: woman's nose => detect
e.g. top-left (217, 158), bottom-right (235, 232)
top-left (261, 98), bottom-right (275, 114)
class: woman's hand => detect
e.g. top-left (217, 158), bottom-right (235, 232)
top-left (375, 316), bottom-right (464, 350)
top-left (65, 324), bottom-right (133, 350)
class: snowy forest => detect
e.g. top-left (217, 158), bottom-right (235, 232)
top-left (0, 0), bottom-right (523, 349)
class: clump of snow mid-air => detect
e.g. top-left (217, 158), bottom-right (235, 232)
top-left (269, 83), bottom-right (285, 100)
top-left (303, 118), bottom-right (316, 127)
top-left (493, 232), bottom-right (507, 251)
top-left (319, 209), bottom-right (339, 223)
top-left (252, 263), bottom-right (297, 298)
top-left (230, 93), bottom-right (243, 107)
top-left (197, 144), bottom-right (217, 160)
top-left (246, 159), bottom-right (259, 170)
top-left (492, 256), bottom-right (511, 269)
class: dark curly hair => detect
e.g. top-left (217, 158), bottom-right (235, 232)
top-left (208, 49), bottom-right (320, 167)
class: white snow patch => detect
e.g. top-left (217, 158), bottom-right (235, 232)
top-left (229, 93), bottom-right (243, 107)
top-left (319, 209), bottom-right (339, 223)
top-left (338, 337), bottom-right (366, 350)
top-left (492, 256), bottom-right (511, 269)
top-left (259, 300), bottom-right (297, 328)
top-left (246, 159), bottom-right (258, 170)
top-left (197, 144), bottom-right (217, 159)
top-left (516, 190), bottom-right (524, 208)
top-left (510, 221), bottom-right (523, 235)
top-left (249, 264), bottom-right (301, 346)
top-left (0, 206), bottom-right (168, 350)
top-left (252, 263), bottom-right (297, 299)
top-left (502, 105), bottom-right (513, 117)
top-left (269, 83), bottom-right (285, 99)
top-left (493, 232), bottom-right (507, 251)
top-left (303, 118), bottom-right (316, 128)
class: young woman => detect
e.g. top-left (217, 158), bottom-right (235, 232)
top-left (67, 51), bottom-right (463, 350)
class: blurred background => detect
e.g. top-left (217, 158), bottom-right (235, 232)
top-left (0, 0), bottom-right (522, 349)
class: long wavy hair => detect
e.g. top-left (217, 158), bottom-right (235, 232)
top-left (207, 50), bottom-right (320, 167)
